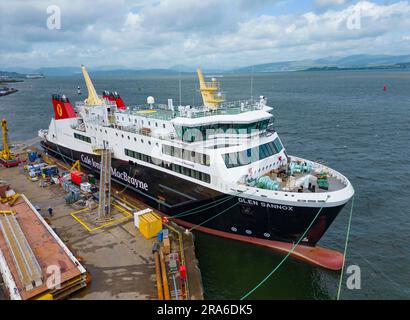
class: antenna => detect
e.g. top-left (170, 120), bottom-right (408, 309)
top-left (179, 67), bottom-right (182, 107)
top-left (250, 65), bottom-right (254, 103)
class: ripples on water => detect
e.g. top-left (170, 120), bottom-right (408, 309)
top-left (0, 70), bottom-right (409, 299)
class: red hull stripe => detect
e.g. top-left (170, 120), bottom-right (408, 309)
top-left (170, 217), bottom-right (344, 270)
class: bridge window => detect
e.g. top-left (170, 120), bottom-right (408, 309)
top-left (174, 119), bottom-right (270, 142)
top-left (223, 138), bottom-right (284, 168)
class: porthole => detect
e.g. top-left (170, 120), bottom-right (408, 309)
top-left (245, 229), bottom-right (252, 235)
top-left (264, 233), bottom-right (271, 238)
top-left (231, 227), bottom-right (238, 232)
top-left (134, 137), bottom-right (137, 142)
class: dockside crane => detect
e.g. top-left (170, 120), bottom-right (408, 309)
top-left (0, 118), bottom-right (20, 167)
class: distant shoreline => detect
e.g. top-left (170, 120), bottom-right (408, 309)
top-left (302, 62), bottom-right (410, 72)
top-left (0, 79), bottom-right (24, 84)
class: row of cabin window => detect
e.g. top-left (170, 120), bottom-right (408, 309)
top-left (224, 138), bottom-right (284, 168)
top-left (116, 116), bottom-right (167, 129)
top-left (74, 133), bottom-right (91, 143)
top-left (85, 125), bottom-right (160, 147)
top-left (125, 148), bottom-right (211, 183)
top-left (162, 145), bottom-right (210, 166)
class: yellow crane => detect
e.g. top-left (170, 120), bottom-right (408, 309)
top-left (0, 118), bottom-right (19, 167)
top-left (81, 65), bottom-right (104, 106)
top-left (1, 118), bottom-right (11, 161)
top-left (196, 67), bottom-right (224, 110)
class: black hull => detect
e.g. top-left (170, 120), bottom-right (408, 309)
top-left (41, 141), bottom-right (345, 247)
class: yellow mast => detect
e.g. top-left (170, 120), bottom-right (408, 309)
top-left (196, 67), bottom-right (224, 110)
top-left (1, 119), bottom-right (11, 160)
top-left (81, 65), bottom-right (104, 106)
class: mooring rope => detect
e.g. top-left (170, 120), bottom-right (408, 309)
top-left (54, 143), bottom-right (73, 169)
top-left (336, 196), bottom-right (355, 300)
top-left (240, 195), bottom-right (330, 300)
top-left (115, 164), bottom-right (136, 194)
top-left (170, 190), bottom-right (245, 220)
top-left (187, 191), bottom-right (257, 232)
top-left (188, 201), bottom-right (240, 232)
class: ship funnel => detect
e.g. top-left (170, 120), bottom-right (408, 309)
top-left (196, 67), bottom-right (224, 110)
top-left (81, 65), bottom-right (104, 106)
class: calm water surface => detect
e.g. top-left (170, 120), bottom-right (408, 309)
top-left (0, 70), bottom-right (409, 299)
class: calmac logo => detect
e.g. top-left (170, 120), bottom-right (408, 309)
top-left (80, 154), bottom-right (149, 192)
top-left (56, 104), bottom-right (63, 117)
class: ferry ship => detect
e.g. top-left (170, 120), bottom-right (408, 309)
top-left (39, 65), bottom-right (354, 251)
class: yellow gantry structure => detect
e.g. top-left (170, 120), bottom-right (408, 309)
top-left (1, 118), bottom-right (12, 161)
top-left (81, 65), bottom-right (104, 106)
top-left (196, 67), bottom-right (224, 110)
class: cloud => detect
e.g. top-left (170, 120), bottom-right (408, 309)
top-left (1, 0), bottom-right (410, 69)
top-left (314, 0), bottom-right (347, 8)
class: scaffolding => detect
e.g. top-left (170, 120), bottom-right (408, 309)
top-left (97, 141), bottom-right (112, 220)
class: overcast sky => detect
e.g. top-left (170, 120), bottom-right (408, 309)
top-left (1, 0), bottom-right (409, 69)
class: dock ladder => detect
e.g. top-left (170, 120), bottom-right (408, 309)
top-left (97, 141), bottom-right (112, 220)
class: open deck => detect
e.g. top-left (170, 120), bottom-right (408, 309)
top-left (115, 99), bottom-right (269, 121)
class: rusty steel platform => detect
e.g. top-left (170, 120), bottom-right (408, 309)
top-left (0, 194), bottom-right (87, 300)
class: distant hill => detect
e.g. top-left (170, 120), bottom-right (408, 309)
top-left (3, 54), bottom-right (410, 76)
top-left (89, 68), bottom-right (184, 77)
top-left (0, 71), bottom-right (26, 78)
top-left (304, 62), bottom-right (410, 72)
top-left (233, 54), bottom-right (410, 73)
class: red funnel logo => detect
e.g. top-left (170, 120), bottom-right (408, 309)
top-left (52, 94), bottom-right (76, 120)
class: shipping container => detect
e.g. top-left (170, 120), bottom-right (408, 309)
top-left (28, 151), bottom-right (38, 162)
top-left (139, 212), bottom-right (162, 239)
top-left (87, 174), bottom-right (95, 184)
top-left (71, 171), bottom-right (85, 185)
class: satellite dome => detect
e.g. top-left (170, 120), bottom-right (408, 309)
top-left (147, 96), bottom-right (155, 104)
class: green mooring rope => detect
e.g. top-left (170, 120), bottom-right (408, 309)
top-left (188, 201), bottom-right (240, 232)
top-left (337, 196), bottom-right (355, 300)
top-left (170, 190), bottom-right (245, 219)
top-left (240, 195), bottom-right (330, 300)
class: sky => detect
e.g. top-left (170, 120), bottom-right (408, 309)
top-left (1, 0), bottom-right (410, 69)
